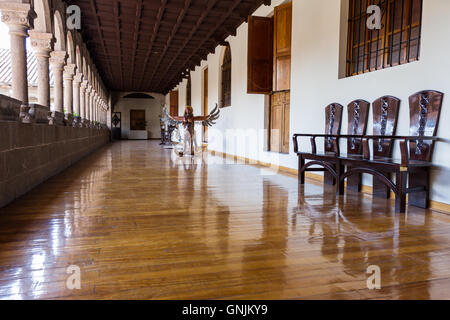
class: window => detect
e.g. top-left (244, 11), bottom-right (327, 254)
top-left (346, 0), bottom-right (423, 77)
top-left (220, 43), bottom-right (232, 108)
top-left (186, 76), bottom-right (191, 106)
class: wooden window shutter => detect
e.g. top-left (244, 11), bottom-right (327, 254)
top-left (247, 16), bottom-right (273, 94)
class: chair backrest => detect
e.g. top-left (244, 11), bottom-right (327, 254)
top-left (409, 90), bottom-right (444, 162)
top-left (324, 103), bottom-right (343, 153)
top-left (347, 99), bottom-right (370, 155)
top-left (372, 96), bottom-right (401, 157)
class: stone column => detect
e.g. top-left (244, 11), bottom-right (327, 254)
top-left (86, 85), bottom-right (92, 122)
top-left (80, 80), bottom-right (87, 124)
top-left (94, 92), bottom-right (100, 122)
top-left (49, 51), bottom-right (67, 113)
top-left (63, 63), bottom-right (76, 125)
top-left (29, 31), bottom-right (53, 108)
top-left (73, 73), bottom-right (83, 125)
top-left (0, 4), bottom-right (33, 106)
top-left (89, 88), bottom-right (94, 123)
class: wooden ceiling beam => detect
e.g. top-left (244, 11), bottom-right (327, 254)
top-left (156, 0), bottom-right (243, 92)
top-left (150, 0), bottom-right (220, 89)
top-left (129, 0), bottom-right (143, 90)
top-left (143, 0), bottom-right (192, 90)
top-left (136, 0), bottom-right (168, 90)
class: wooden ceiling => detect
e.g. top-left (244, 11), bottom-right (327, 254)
top-left (64, 0), bottom-right (271, 94)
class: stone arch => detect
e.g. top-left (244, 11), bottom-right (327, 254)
top-left (53, 10), bottom-right (66, 51)
top-left (66, 31), bottom-right (76, 65)
top-left (32, 0), bottom-right (52, 33)
top-left (75, 45), bottom-right (83, 72)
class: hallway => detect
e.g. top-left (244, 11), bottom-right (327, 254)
top-left (0, 141), bottom-right (449, 299)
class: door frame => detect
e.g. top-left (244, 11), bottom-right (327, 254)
top-left (202, 67), bottom-right (209, 143)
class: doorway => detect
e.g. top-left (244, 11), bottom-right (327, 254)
top-left (203, 67), bottom-right (209, 143)
top-left (129, 109), bottom-right (147, 140)
top-left (170, 90), bottom-right (179, 116)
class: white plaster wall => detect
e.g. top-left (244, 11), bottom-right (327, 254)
top-left (114, 93), bottom-right (165, 139)
top-left (168, 0), bottom-right (450, 205)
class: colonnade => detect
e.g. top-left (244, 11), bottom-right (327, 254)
top-left (0, 0), bottom-right (109, 127)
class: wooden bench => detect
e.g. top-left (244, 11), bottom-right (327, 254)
top-left (293, 90), bottom-right (443, 213)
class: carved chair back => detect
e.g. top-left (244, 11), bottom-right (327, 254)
top-left (347, 100), bottom-right (370, 155)
top-left (324, 103), bottom-right (343, 153)
top-left (409, 90), bottom-right (444, 162)
top-left (372, 96), bottom-right (401, 158)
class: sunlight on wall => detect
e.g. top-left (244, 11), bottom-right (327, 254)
top-left (0, 21), bottom-right (32, 49)
top-left (0, 22), bottom-right (9, 49)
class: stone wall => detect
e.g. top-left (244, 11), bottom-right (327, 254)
top-left (0, 95), bottom-right (110, 208)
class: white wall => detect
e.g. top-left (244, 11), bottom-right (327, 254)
top-left (114, 93), bottom-right (165, 139)
top-left (167, 0), bottom-right (450, 205)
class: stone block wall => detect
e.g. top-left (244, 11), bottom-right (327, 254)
top-left (0, 95), bottom-right (110, 208)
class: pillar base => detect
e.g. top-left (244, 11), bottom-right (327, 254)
top-left (64, 113), bottom-right (74, 126)
top-left (81, 119), bottom-right (90, 128)
top-left (73, 116), bottom-right (82, 127)
top-left (48, 111), bottom-right (65, 126)
top-left (0, 95), bottom-right (21, 121)
top-left (19, 105), bottom-right (33, 124)
top-left (28, 104), bottom-right (51, 124)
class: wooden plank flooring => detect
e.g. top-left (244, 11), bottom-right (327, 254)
top-left (0, 140), bottom-right (449, 300)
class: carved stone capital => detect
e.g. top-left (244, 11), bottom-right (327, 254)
top-left (63, 64), bottom-right (76, 82)
top-left (80, 80), bottom-right (88, 91)
top-left (49, 50), bottom-right (67, 68)
top-left (29, 31), bottom-right (54, 57)
top-left (0, 4), bottom-right (33, 36)
top-left (73, 73), bottom-right (84, 84)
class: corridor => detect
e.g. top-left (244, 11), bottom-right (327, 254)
top-left (0, 141), bottom-right (449, 300)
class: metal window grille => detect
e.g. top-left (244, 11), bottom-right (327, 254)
top-left (346, 0), bottom-right (423, 77)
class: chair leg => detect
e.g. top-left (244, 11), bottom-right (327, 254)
top-left (324, 168), bottom-right (336, 186)
top-left (299, 156), bottom-right (305, 185)
top-left (336, 161), bottom-right (345, 196)
top-left (347, 167), bottom-right (362, 192)
top-left (373, 174), bottom-right (391, 199)
top-left (408, 167), bottom-right (430, 209)
top-left (395, 171), bottom-right (408, 213)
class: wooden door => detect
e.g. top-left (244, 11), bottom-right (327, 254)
top-left (203, 67), bottom-right (208, 142)
top-left (273, 2), bottom-right (292, 91)
top-left (270, 92), bottom-right (290, 153)
top-left (170, 90), bottom-right (179, 116)
top-left (130, 110), bottom-right (146, 131)
top-left (247, 16), bottom-right (273, 94)
top-left (269, 2), bottom-right (292, 154)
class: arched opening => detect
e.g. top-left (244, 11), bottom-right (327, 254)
top-left (33, 0), bottom-right (52, 33)
top-left (76, 46), bottom-right (82, 73)
top-left (219, 43), bottom-right (232, 108)
top-left (53, 11), bottom-right (66, 51)
top-left (66, 31), bottom-right (76, 65)
top-left (123, 93), bottom-right (155, 99)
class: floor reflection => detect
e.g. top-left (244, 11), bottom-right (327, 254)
top-left (0, 141), bottom-right (448, 299)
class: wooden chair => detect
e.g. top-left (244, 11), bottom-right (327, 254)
top-left (338, 90), bottom-right (443, 213)
top-left (371, 96), bottom-right (401, 198)
top-left (345, 99), bottom-right (370, 192)
top-left (294, 103), bottom-right (343, 187)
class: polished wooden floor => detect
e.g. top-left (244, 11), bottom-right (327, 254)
top-left (0, 140), bottom-right (449, 300)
